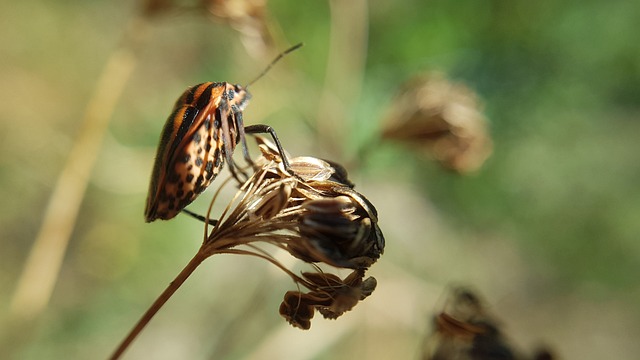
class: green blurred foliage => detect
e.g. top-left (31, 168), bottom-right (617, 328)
top-left (1, 0), bottom-right (639, 359)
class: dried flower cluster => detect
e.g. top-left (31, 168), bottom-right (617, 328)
top-left (422, 287), bottom-right (555, 360)
top-left (139, 0), bottom-right (272, 57)
top-left (382, 72), bottom-right (493, 173)
top-left (203, 0), bottom-right (272, 56)
top-left (200, 136), bottom-right (384, 329)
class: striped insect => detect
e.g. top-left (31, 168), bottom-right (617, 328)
top-left (145, 43), bottom-right (302, 222)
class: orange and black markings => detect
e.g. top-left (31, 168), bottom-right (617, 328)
top-left (145, 82), bottom-right (248, 222)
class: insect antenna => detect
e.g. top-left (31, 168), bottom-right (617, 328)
top-left (245, 42), bottom-right (304, 88)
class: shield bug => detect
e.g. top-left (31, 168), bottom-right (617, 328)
top-left (145, 43), bottom-right (302, 222)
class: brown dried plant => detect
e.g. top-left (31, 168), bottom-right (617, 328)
top-left (422, 286), bottom-right (556, 360)
top-left (203, 0), bottom-right (273, 56)
top-left (382, 72), bottom-right (493, 174)
top-left (110, 136), bottom-right (384, 359)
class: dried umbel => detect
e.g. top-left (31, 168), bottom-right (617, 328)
top-left (422, 287), bottom-right (556, 360)
top-left (279, 269), bottom-right (377, 330)
top-left (200, 136), bottom-right (384, 329)
top-left (110, 137), bottom-right (384, 359)
top-left (382, 73), bottom-right (493, 173)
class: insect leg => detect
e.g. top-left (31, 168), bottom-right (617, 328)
top-left (232, 108), bottom-right (256, 169)
top-left (219, 102), bottom-right (249, 183)
top-left (182, 208), bottom-right (218, 225)
top-left (244, 124), bottom-right (292, 172)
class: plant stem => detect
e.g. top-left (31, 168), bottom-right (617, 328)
top-left (315, 0), bottom-right (368, 158)
top-left (109, 249), bottom-right (208, 360)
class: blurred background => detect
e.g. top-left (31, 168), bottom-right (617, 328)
top-left (1, 0), bottom-right (639, 359)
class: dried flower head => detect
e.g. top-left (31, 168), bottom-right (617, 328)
top-left (110, 136), bottom-right (384, 359)
top-left (200, 136), bottom-right (384, 329)
top-left (279, 269), bottom-right (377, 330)
top-left (293, 195), bottom-right (383, 268)
top-left (382, 72), bottom-right (493, 173)
top-left (203, 0), bottom-right (272, 57)
top-left (422, 287), bottom-right (556, 360)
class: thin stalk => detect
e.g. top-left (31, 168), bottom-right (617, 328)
top-left (218, 247), bottom-right (311, 288)
top-left (315, 0), bottom-right (368, 158)
top-left (109, 248), bottom-right (208, 360)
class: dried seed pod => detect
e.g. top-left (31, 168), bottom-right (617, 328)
top-left (290, 157), bottom-right (339, 182)
top-left (382, 72), bottom-right (493, 173)
top-left (294, 194), bottom-right (384, 269)
top-left (279, 270), bottom-right (377, 329)
top-left (315, 272), bottom-right (377, 320)
top-left (423, 287), bottom-right (556, 360)
top-left (423, 287), bottom-right (513, 360)
top-left (279, 291), bottom-right (327, 330)
top-left (247, 181), bottom-right (293, 220)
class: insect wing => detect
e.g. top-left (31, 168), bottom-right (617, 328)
top-left (145, 83), bottom-right (225, 221)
